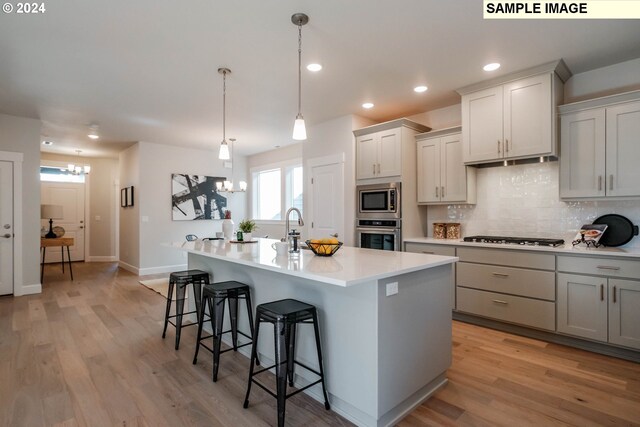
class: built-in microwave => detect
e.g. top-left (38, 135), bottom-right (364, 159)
top-left (356, 182), bottom-right (401, 219)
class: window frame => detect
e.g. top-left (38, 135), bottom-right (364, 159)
top-left (250, 158), bottom-right (303, 224)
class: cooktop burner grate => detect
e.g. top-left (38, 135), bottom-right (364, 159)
top-left (463, 235), bottom-right (565, 247)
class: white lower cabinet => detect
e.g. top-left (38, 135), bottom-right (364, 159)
top-left (557, 273), bottom-right (640, 351)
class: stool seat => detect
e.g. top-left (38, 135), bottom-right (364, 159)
top-left (203, 280), bottom-right (250, 294)
top-left (162, 270), bottom-right (209, 350)
top-left (244, 298), bottom-right (330, 427)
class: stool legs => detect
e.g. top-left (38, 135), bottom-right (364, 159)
top-left (312, 311), bottom-right (331, 410)
top-left (212, 294), bottom-right (226, 382)
top-left (228, 293), bottom-right (239, 351)
top-left (244, 292), bottom-right (259, 366)
top-left (274, 319), bottom-right (288, 427)
top-left (162, 280), bottom-right (175, 339)
top-left (286, 323), bottom-right (297, 387)
top-left (193, 295), bottom-right (211, 364)
top-left (243, 315), bottom-right (261, 409)
top-left (174, 283), bottom-right (187, 350)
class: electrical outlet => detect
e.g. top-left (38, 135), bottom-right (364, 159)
top-left (141, 216), bottom-right (149, 223)
top-left (386, 282), bottom-right (398, 296)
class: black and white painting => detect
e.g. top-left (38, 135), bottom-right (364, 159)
top-left (171, 174), bottom-right (227, 220)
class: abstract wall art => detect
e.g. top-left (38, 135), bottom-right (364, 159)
top-left (171, 174), bottom-right (227, 220)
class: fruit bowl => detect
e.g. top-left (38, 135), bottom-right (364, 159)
top-left (305, 239), bottom-right (343, 257)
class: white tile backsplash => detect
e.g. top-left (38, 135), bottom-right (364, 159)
top-left (426, 162), bottom-right (640, 248)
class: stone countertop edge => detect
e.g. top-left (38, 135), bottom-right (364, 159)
top-left (404, 237), bottom-right (640, 259)
top-left (164, 239), bottom-right (458, 288)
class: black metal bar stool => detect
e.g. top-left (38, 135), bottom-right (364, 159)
top-left (243, 298), bottom-right (330, 427)
top-left (162, 269), bottom-right (209, 350)
top-left (193, 281), bottom-right (257, 382)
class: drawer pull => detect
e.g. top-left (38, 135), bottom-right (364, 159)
top-left (597, 266), bottom-right (620, 271)
top-left (600, 284), bottom-right (604, 301)
top-left (421, 251), bottom-right (435, 254)
top-left (613, 286), bottom-right (617, 304)
top-left (492, 299), bottom-right (508, 305)
top-left (492, 273), bottom-right (509, 278)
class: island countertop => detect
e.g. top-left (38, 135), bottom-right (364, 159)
top-left (166, 238), bottom-right (457, 287)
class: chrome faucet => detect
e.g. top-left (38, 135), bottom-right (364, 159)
top-left (285, 207), bottom-right (304, 239)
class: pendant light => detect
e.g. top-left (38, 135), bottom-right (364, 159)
top-left (215, 69), bottom-right (247, 193)
top-left (67, 150), bottom-right (90, 175)
top-left (218, 68), bottom-right (231, 160)
top-left (291, 13), bottom-right (309, 141)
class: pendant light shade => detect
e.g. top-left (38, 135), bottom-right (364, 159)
top-left (291, 13), bottom-right (309, 141)
top-left (218, 68), bottom-right (232, 160)
top-left (218, 140), bottom-right (230, 160)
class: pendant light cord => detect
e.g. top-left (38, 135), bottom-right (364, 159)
top-left (297, 22), bottom-right (302, 116)
top-left (222, 70), bottom-right (226, 141)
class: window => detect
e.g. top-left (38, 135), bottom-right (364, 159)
top-left (252, 160), bottom-right (303, 221)
top-left (40, 166), bottom-right (85, 183)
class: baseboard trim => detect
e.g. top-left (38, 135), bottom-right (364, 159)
top-left (15, 282), bottom-right (42, 296)
top-left (138, 264), bottom-right (188, 276)
top-left (87, 256), bottom-right (117, 262)
top-left (118, 261), bottom-right (139, 275)
top-left (453, 312), bottom-right (640, 363)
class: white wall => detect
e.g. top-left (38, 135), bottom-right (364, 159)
top-left (564, 57), bottom-right (640, 103)
top-left (136, 141), bottom-right (247, 274)
top-left (41, 153), bottom-right (118, 260)
top-left (0, 113), bottom-right (42, 294)
top-left (119, 144), bottom-right (140, 271)
top-left (407, 104), bottom-right (461, 130)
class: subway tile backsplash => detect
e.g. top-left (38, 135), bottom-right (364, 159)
top-left (426, 162), bottom-right (640, 248)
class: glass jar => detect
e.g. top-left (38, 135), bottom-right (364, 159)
top-left (433, 223), bottom-right (447, 239)
top-left (446, 223), bottom-right (461, 239)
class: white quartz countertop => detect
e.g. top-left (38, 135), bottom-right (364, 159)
top-left (166, 238), bottom-right (457, 287)
top-left (404, 237), bottom-right (640, 259)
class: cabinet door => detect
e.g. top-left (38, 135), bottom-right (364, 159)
top-left (416, 138), bottom-right (440, 203)
top-left (462, 86), bottom-right (503, 163)
top-left (356, 133), bottom-right (378, 179)
top-left (559, 109), bottom-right (606, 198)
top-left (605, 101), bottom-right (640, 197)
top-left (557, 273), bottom-right (608, 342)
top-left (609, 279), bottom-right (640, 350)
top-left (503, 74), bottom-right (553, 159)
top-left (440, 133), bottom-right (467, 202)
top-left (377, 129), bottom-right (402, 178)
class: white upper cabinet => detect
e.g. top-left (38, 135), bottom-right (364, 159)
top-left (416, 127), bottom-right (476, 205)
top-left (559, 91), bottom-right (640, 199)
top-left (354, 119), bottom-right (430, 181)
top-left (458, 60), bottom-right (570, 165)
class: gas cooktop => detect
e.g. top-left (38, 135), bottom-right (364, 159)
top-left (463, 235), bottom-right (565, 247)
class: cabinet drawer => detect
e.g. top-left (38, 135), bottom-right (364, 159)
top-left (557, 256), bottom-right (640, 280)
top-left (457, 287), bottom-right (555, 331)
top-left (457, 262), bottom-right (555, 301)
top-left (404, 243), bottom-right (456, 257)
top-left (457, 247), bottom-right (555, 270)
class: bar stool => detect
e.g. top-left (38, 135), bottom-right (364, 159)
top-left (243, 299), bottom-right (330, 427)
top-left (162, 269), bottom-right (209, 350)
top-left (193, 281), bottom-right (257, 382)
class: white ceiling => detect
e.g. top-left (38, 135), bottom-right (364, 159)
top-left (1, 1), bottom-right (640, 158)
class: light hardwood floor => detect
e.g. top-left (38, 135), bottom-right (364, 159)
top-left (1, 262), bottom-right (639, 426)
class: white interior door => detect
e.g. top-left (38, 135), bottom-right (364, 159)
top-left (309, 161), bottom-right (344, 241)
top-left (41, 182), bottom-right (85, 262)
top-left (0, 161), bottom-right (13, 295)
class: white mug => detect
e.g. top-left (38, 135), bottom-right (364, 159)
top-left (271, 241), bottom-right (289, 256)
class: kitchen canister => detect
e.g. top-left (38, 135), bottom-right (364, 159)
top-left (433, 223), bottom-right (447, 239)
top-left (446, 223), bottom-right (461, 239)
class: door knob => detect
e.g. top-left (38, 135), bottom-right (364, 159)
top-left (79, 226), bottom-right (84, 229)
top-left (3, 224), bottom-right (10, 229)
top-left (2, 233), bottom-right (11, 239)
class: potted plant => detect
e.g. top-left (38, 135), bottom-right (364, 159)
top-left (238, 219), bottom-right (258, 241)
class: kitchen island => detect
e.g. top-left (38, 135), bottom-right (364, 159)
top-left (167, 238), bottom-right (457, 427)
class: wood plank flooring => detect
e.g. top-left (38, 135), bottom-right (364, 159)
top-left (1, 262), bottom-right (639, 426)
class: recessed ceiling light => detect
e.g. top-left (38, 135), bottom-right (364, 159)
top-left (306, 63), bottom-right (322, 72)
top-left (362, 102), bottom-right (374, 109)
top-left (87, 124), bottom-right (100, 140)
top-left (483, 62), bottom-right (501, 72)
top-left (42, 140), bottom-right (53, 146)
top-left (414, 85), bottom-right (428, 93)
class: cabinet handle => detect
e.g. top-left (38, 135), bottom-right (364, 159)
top-left (610, 174), bottom-right (614, 191)
top-left (435, 186), bottom-right (439, 197)
top-left (376, 163), bottom-right (380, 174)
top-left (600, 284), bottom-right (604, 301)
top-left (492, 299), bottom-right (508, 305)
top-left (373, 164), bottom-right (376, 175)
top-left (613, 286), bottom-right (617, 304)
top-left (598, 175), bottom-right (602, 191)
top-left (497, 140), bottom-right (501, 154)
top-left (492, 272), bottom-right (509, 278)
top-left (441, 186), bottom-right (445, 198)
top-left (421, 251), bottom-right (435, 254)
top-left (597, 265), bottom-right (620, 271)
top-left (505, 139), bottom-right (509, 153)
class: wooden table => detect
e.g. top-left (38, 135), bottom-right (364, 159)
top-left (40, 237), bottom-right (74, 283)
